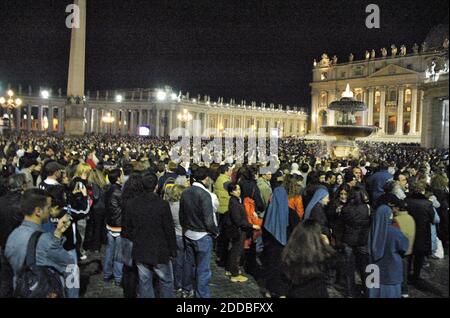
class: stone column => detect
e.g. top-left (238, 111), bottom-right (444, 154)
top-left (169, 109), bottom-right (174, 134)
top-left (155, 109), bottom-right (160, 137)
top-left (98, 109), bottom-right (103, 134)
top-left (49, 106), bottom-right (55, 132)
top-left (91, 109), bottom-right (97, 133)
top-left (396, 87), bottom-right (404, 135)
top-left (203, 112), bottom-right (208, 134)
top-left (146, 109), bottom-right (151, 126)
top-left (362, 89), bottom-right (369, 125)
top-left (65, 0), bottom-right (86, 136)
top-left (27, 105), bottom-right (32, 131)
top-left (420, 96), bottom-right (433, 147)
top-left (58, 107), bottom-right (64, 134)
top-left (311, 93), bottom-right (319, 133)
top-left (37, 106), bottom-right (43, 131)
top-left (15, 107), bottom-right (21, 132)
top-left (112, 110), bottom-right (118, 135)
top-left (418, 90), bottom-right (424, 135)
top-left (84, 107), bottom-right (90, 133)
top-left (129, 110), bottom-right (135, 135)
top-left (379, 87), bottom-right (387, 134)
top-left (368, 87), bottom-right (374, 125)
top-left (138, 109), bottom-right (143, 127)
top-left (409, 87), bottom-right (418, 135)
top-left (122, 110), bottom-right (128, 135)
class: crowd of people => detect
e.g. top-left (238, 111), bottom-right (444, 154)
top-left (0, 133), bottom-right (448, 298)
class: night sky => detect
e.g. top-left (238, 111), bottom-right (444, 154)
top-left (0, 0), bottom-right (448, 109)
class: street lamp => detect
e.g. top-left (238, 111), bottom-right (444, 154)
top-left (0, 90), bottom-right (23, 132)
top-left (101, 112), bottom-right (115, 134)
top-left (41, 90), bottom-right (50, 99)
top-left (156, 90), bottom-right (167, 101)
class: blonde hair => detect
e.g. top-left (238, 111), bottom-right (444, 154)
top-left (166, 184), bottom-right (186, 202)
top-left (75, 163), bottom-right (92, 179)
top-left (88, 169), bottom-right (107, 188)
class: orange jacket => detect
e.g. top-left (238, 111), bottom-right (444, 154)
top-left (289, 195), bottom-right (304, 220)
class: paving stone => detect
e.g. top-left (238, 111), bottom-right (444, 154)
top-left (80, 249), bottom-right (448, 298)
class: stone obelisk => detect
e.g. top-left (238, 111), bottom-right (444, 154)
top-left (65, 0), bottom-right (86, 136)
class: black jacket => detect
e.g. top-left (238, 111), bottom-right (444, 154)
top-left (326, 200), bottom-right (347, 246)
top-left (126, 192), bottom-right (177, 266)
top-left (179, 183), bottom-right (219, 236)
top-left (0, 191), bottom-right (23, 248)
top-left (223, 196), bottom-right (253, 239)
top-left (105, 183), bottom-right (123, 227)
top-left (405, 193), bottom-right (435, 255)
top-left (341, 204), bottom-right (371, 247)
top-left (288, 275), bottom-right (329, 298)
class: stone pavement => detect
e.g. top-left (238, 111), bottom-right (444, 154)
top-left (80, 250), bottom-right (448, 298)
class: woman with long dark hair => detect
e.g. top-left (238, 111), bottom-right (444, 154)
top-left (282, 220), bottom-right (335, 298)
top-left (283, 174), bottom-right (304, 220)
top-left (325, 184), bottom-right (350, 285)
top-left (121, 173), bottom-right (144, 298)
top-left (327, 184), bottom-right (351, 246)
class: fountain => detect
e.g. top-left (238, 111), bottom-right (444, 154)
top-left (320, 84), bottom-right (378, 159)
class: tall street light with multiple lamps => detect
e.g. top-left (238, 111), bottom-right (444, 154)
top-left (0, 90), bottom-right (23, 133)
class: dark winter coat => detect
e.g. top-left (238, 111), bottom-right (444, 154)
top-left (126, 192), bottom-right (177, 266)
top-left (223, 196), bottom-right (253, 239)
top-left (405, 193), bottom-right (435, 256)
top-left (0, 191), bottom-right (23, 248)
top-left (341, 203), bottom-right (371, 247)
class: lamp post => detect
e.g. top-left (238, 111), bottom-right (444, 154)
top-left (101, 112), bottom-right (115, 134)
top-left (0, 90), bottom-right (23, 133)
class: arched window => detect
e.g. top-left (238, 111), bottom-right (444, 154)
top-left (374, 91), bottom-right (381, 113)
top-left (404, 89), bottom-right (412, 112)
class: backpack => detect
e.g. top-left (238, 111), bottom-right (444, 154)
top-left (14, 231), bottom-right (65, 298)
top-left (162, 177), bottom-right (176, 200)
top-left (243, 188), bottom-right (263, 249)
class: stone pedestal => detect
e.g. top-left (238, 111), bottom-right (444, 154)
top-left (64, 104), bottom-right (85, 136)
top-left (328, 138), bottom-right (360, 159)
